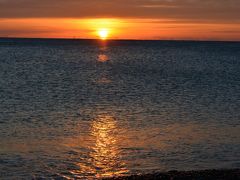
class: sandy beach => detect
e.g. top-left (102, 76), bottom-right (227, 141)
top-left (105, 169), bottom-right (240, 180)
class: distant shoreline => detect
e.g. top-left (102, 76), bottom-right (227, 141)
top-left (0, 37), bottom-right (240, 43)
top-left (104, 169), bottom-right (240, 180)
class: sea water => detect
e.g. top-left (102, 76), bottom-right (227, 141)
top-left (0, 39), bottom-right (239, 179)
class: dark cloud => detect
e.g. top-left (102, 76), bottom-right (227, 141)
top-left (0, 0), bottom-right (239, 22)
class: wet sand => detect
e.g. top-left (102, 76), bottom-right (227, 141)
top-left (105, 169), bottom-right (240, 180)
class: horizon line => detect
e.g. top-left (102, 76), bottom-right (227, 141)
top-left (0, 36), bottom-right (239, 43)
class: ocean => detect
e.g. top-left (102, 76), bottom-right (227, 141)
top-left (0, 38), bottom-right (239, 179)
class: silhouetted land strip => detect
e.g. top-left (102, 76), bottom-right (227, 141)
top-left (105, 169), bottom-right (240, 180)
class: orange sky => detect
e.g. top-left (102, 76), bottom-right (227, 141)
top-left (0, 0), bottom-right (240, 41)
top-left (1, 18), bottom-right (240, 41)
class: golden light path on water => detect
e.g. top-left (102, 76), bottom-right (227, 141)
top-left (69, 115), bottom-right (129, 179)
top-left (98, 54), bottom-right (109, 62)
top-left (61, 45), bottom-right (128, 178)
top-left (96, 44), bottom-right (112, 84)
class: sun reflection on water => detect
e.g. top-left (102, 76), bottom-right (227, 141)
top-left (90, 115), bottom-right (128, 178)
top-left (97, 45), bottom-right (109, 63)
top-left (95, 46), bottom-right (112, 84)
top-left (98, 54), bottom-right (109, 62)
top-left (70, 115), bottom-right (128, 179)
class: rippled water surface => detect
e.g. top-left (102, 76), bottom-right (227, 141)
top-left (0, 39), bottom-right (240, 179)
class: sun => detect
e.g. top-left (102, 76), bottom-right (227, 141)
top-left (98, 29), bottom-right (109, 40)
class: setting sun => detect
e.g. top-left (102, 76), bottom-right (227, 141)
top-left (98, 29), bottom-right (109, 40)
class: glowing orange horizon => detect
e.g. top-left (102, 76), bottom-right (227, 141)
top-left (0, 18), bottom-right (240, 41)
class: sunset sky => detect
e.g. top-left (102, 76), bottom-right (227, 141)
top-left (0, 0), bottom-right (240, 40)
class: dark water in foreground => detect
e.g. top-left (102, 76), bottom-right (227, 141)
top-left (0, 38), bottom-right (240, 179)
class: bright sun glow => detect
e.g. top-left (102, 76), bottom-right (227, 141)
top-left (98, 29), bottom-right (109, 40)
top-left (84, 19), bottom-right (122, 39)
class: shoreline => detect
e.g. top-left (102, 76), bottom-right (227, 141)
top-left (105, 169), bottom-right (240, 180)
